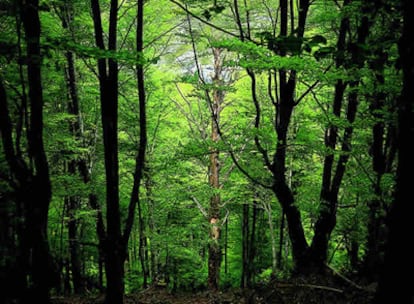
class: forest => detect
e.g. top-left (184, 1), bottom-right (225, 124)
top-left (0, 0), bottom-right (413, 303)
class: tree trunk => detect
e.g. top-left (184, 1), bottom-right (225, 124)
top-left (133, 0), bottom-right (149, 288)
top-left (91, 0), bottom-right (124, 302)
top-left (364, 46), bottom-right (396, 280)
top-left (263, 202), bottom-right (278, 275)
top-left (374, 1), bottom-right (413, 301)
top-left (0, 77), bottom-right (31, 303)
top-left (137, 197), bottom-right (149, 288)
top-left (248, 202), bottom-right (257, 283)
top-left (207, 47), bottom-right (224, 291)
top-left (144, 168), bottom-right (159, 284)
top-left (19, 0), bottom-right (53, 302)
top-left (241, 203), bottom-right (249, 288)
top-left (241, 198), bottom-right (258, 288)
top-left (308, 1), bottom-right (370, 270)
top-left (271, 0), bottom-right (311, 270)
top-left (277, 211), bottom-right (285, 269)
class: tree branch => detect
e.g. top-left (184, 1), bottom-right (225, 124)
top-left (170, 0), bottom-right (241, 40)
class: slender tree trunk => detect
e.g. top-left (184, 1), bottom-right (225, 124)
top-left (264, 202), bottom-right (278, 274)
top-left (224, 217), bottom-right (228, 275)
top-left (277, 211), bottom-right (285, 269)
top-left (128, 0), bottom-right (150, 289)
top-left (144, 168), bottom-right (158, 284)
top-left (137, 197), bottom-right (149, 288)
top-left (248, 200), bottom-right (257, 284)
top-left (241, 198), bottom-right (257, 288)
top-left (241, 203), bottom-right (249, 288)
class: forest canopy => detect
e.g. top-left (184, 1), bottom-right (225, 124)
top-left (0, 0), bottom-right (412, 303)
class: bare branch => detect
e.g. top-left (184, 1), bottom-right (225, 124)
top-left (191, 196), bottom-right (208, 218)
top-left (220, 209), bottom-right (230, 226)
top-left (247, 69), bottom-right (273, 171)
top-left (295, 64), bottom-right (333, 105)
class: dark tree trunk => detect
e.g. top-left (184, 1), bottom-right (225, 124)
top-left (0, 76), bottom-right (31, 303)
top-left (132, 0), bottom-right (149, 288)
top-left (144, 168), bottom-right (159, 284)
top-left (19, 0), bottom-right (53, 302)
top-left (91, 0), bottom-right (124, 302)
top-left (373, 1), bottom-right (414, 302)
top-left (231, 0), bottom-right (311, 271)
top-left (241, 203), bottom-right (249, 288)
top-left (364, 38), bottom-right (397, 281)
top-left (248, 200), bottom-right (257, 285)
top-left (66, 195), bottom-right (84, 294)
top-left (91, 0), bottom-right (148, 301)
top-left (241, 199), bottom-right (257, 288)
top-left (277, 211), bottom-right (285, 269)
top-left (308, 1), bottom-right (370, 270)
top-left (271, 0), bottom-right (311, 270)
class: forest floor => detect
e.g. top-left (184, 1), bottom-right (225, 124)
top-left (51, 273), bottom-right (376, 304)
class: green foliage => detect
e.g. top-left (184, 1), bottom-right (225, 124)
top-left (0, 0), bottom-right (403, 297)
top-left (215, 38), bottom-right (317, 71)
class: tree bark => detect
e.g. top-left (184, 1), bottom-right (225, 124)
top-left (207, 47), bottom-right (224, 291)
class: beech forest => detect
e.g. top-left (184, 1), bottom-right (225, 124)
top-left (0, 0), bottom-right (413, 303)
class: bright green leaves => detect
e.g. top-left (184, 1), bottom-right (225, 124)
top-left (214, 38), bottom-right (315, 71)
top-left (42, 35), bottom-right (148, 65)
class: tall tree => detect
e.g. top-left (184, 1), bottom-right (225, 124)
top-left (54, 1), bottom-right (89, 293)
top-left (90, 0), bottom-right (124, 301)
top-left (1, 0), bottom-right (53, 302)
top-left (308, 0), bottom-right (371, 270)
top-left (363, 1), bottom-right (398, 280)
top-left (373, 0), bottom-right (414, 302)
top-left (207, 46), bottom-right (225, 291)
top-left (132, 0), bottom-right (149, 289)
top-left (90, 0), bottom-right (148, 301)
top-left (229, 0), bottom-right (311, 270)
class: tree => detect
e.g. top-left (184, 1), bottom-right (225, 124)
top-left (362, 0), bottom-right (398, 280)
top-left (308, 0), bottom-right (372, 270)
top-left (373, 0), bottom-right (414, 302)
top-left (0, 0), bottom-right (54, 302)
top-left (90, 0), bottom-right (147, 302)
